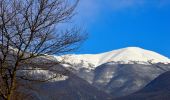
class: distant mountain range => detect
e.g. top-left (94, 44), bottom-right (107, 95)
top-left (16, 47), bottom-right (170, 100)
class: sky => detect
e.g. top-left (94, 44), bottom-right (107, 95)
top-left (71, 0), bottom-right (170, 57)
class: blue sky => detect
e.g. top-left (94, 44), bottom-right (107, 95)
top-left (72, 0), bottom-right (170, 57)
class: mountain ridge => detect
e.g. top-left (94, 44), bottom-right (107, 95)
top-left (56, 47), bottom-right (170, 69)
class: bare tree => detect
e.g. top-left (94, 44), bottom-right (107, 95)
top-left (0, 0), bottom-right (85, 99)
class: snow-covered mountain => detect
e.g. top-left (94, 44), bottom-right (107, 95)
top-left (57, 47), bottom-right (170, 70)
top-left (8, 46), bottom-right (170, 100)
top-left (53, 47), bottom-right (170, 97)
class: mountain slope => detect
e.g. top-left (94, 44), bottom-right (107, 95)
top-left (15, 57), bottom-right (112, 100)
top-left (0, 46), bottom-right (115, 100)
top-left (54, 47), bottom-right (170, 97)
top-left (114, 71), bottom-right (170, 100)
top-left (31, 73), bottom-right (112, 100)
top-left (92, 63), bottom-right (170, 97)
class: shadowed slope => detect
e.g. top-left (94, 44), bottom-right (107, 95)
top-left (113, 71), bottom-right (170, 100)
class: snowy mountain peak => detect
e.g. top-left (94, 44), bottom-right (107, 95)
top-left (99, 47), bottom-right (170, 65)
top-left (55, 47), bottom-right (170, 69)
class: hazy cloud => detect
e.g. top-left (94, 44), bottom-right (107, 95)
top-left (76, 0), bottom-right (102, 20)
top-left (78, 0), bottom-right (170, 12)
top-left (158, 0), bottom-right (170, 7)
top-left (111, 0), bottom-right (145, 10)
top-left (75, 0), bottom-right (170, 24)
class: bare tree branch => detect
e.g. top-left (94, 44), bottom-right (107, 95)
top-left (0, 0), bottom-right (85, 99)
